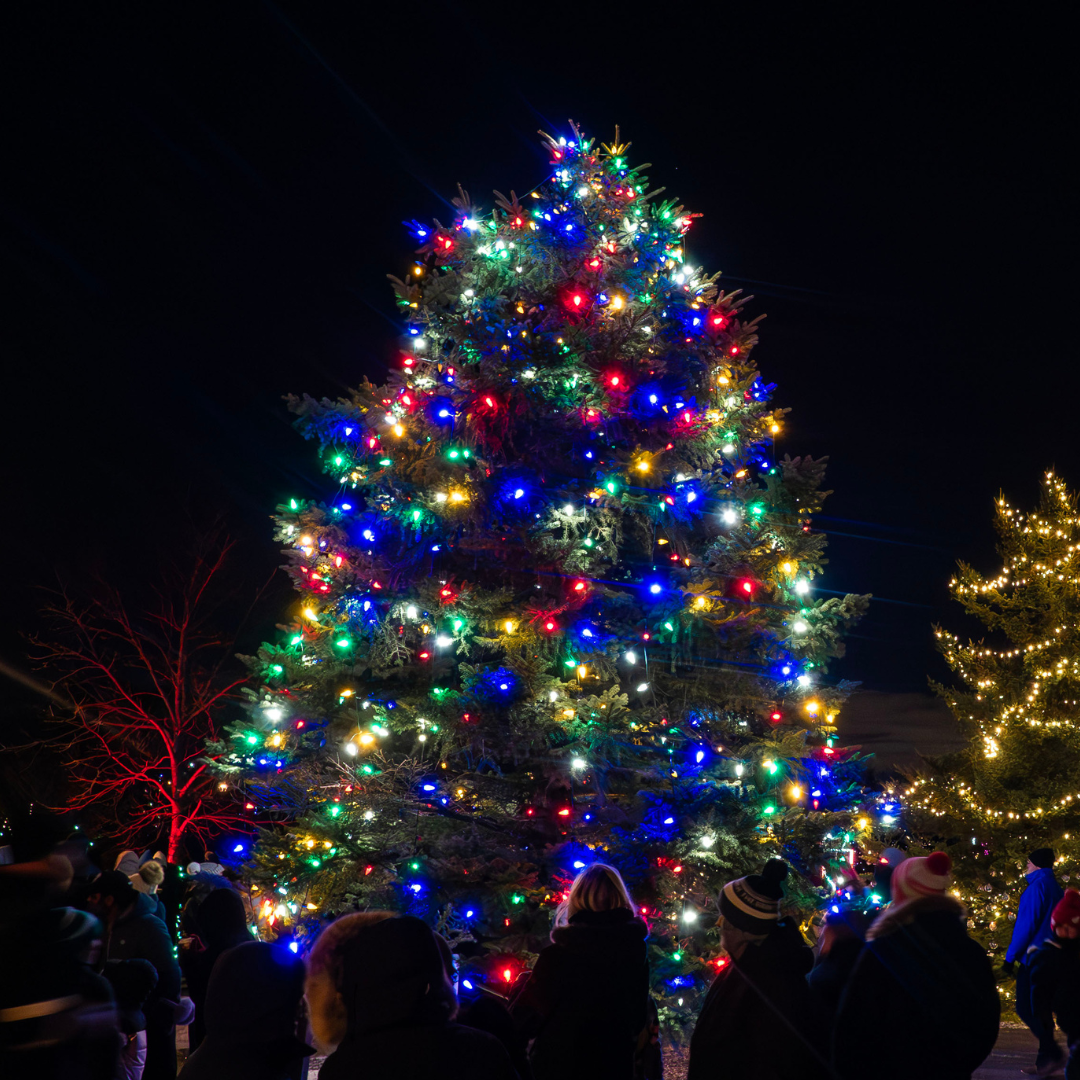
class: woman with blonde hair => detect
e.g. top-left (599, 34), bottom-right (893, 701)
top-left (511, 863), bottom-right (650, 1080)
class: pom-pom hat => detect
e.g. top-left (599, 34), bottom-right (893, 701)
top-left (889, 851), bottom-right (952, 906)
top-left (719, 859), bottom-right (789, 933)
top-left (1052, 889), bottom-right (1080, 928)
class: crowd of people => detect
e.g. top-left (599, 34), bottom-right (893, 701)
top-left (3, 821), bottom-right (1079, 1080)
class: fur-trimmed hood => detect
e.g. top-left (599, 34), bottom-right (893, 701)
top-left (867, 893), bottom-right (966, 941)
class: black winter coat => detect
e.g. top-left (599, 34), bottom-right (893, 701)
top-left (687, 917), bottom-right (829, 1080)
top-left (178, 941), bottom-right (310, 1080)
top-left (107, 892), bottom-right (182, 1005)
top-left (320, 1021), bottom-right (518, 1080)
top-left (807, 937), bottom-right (864, 1016)
top-left (833, 895), bottom-right (1000, 1080)
top-left (1029, 934), bottom-right (1080, 1038)
top-left (511, 908), bottom-right (649, 1080)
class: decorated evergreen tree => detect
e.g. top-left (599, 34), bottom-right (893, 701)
top-left (216, 125), bottom-right (876, 1034)
top-left (907, 471), bottom-right (1080, 1012)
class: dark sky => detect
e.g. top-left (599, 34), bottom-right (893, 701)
top-left (2, 3), bottom-right (1075, 719)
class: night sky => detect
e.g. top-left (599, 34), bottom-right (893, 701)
top-left (2, 6), bottom-right (1075, 743)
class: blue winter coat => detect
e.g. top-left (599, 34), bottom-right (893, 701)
top-left (1006, 867), bottom-right (1064, 964)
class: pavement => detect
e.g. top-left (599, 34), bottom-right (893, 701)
top-left (975, 1026), bottom-right (1049, 1079)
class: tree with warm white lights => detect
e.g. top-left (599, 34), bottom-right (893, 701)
top-left (908, 472), bottom-right (1080, 1008)
top-left (215, 125), bottom-right (875, 1035)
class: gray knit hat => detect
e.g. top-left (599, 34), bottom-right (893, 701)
top-left (719, 859), bottom-right (789, 933)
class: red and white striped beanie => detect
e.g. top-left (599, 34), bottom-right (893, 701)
top-left (889, 851), bottom-right (952, 906)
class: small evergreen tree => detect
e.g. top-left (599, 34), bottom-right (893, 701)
top-left (908, 471), bottom-right (1080, 1011)
top-left (216, 125), bottom-right (875, 1034)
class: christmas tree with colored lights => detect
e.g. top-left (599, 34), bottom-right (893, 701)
top-left (216, 124), bottom-right (876, 1036)
top-left (907, 471), bottom-right (1080, 1010)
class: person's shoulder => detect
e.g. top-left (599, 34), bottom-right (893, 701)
top-left (444, 1023), bottom-right (516, 1073)
top-left (446, 1022), bottom-right (510, 1050)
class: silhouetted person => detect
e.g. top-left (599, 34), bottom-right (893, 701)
top-left (511, 863), bottom-right (650, 1080)
top-left (1028, 888), bottom-right (1080, 1077)
top-left (689, 859), bottom-right (828, 1080)
top-left (315, 915), bottom-right (515, 1080)
top-left (179, 886), bottom-right (251, 1050)
top-left (833, 852), bottom-right (1000, 1080)
top-left (82, 870), bottom-right (182, 1080)
top-left (179, 941), bottom-right (310, 1080)
top-left (1006, 848), bottom-right (1065, 1074)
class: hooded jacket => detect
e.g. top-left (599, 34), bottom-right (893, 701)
top-left (688, 917), bottom-right (828, 1080)
top-left (317, 916), bottom-right (516, 1080)
top-left (178, 942), bottom-right (310, 1080)
top-left (833, 894), bottom-right (999, 1080)
top-left (511, 907), bottom-right (649, 1080)
top-left (179, 887), bottom-right (251, 1049)
top-left (1007, 866), bottom-right (1065, 964)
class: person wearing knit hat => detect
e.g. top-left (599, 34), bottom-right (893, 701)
top-left (688, 861), bottom-right (830, 1080)
top-left (1026, 889), bottom-right (1080, 1077)
top-left (717, 858), bottom-right (789, 933)
top-left (888, 850), bottom-right (953, 906)
top-left (1005, 849), bottom-right (1066, 1072)
top-left (833, 850), bottom-right (1000, 1080)
top-left (130, 860), bottom-right (168, 926)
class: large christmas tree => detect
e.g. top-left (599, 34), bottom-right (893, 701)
top-left (217, 125), bottom-right (876, 1033)
top-left (907, 471), bottom-right (1080, 1012)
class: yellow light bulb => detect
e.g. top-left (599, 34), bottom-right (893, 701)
top-left (695, 597), bottom-right (706, 608)
top-left (359, 733), bottom-right (374, 746)
top-left (782, 562), bottom-right (794, 574)
top-left (578, 665), bottom-right (588, 678)
top-left (789, 785), bottom-right (802, 799)
top-left (303, 607), bottom-right (318, 621)
top-left (612, 296), bottom-right (624, 310)
top-left (451, 491), bottom-right (465, 503)
top-left (771, 424), bottom-right (780, 433)
top-left (637, 461), bottom-right (649, 471)
top-left (806, 700), bottom-right (820, 714)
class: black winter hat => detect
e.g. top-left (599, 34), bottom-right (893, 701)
top-left (87, 869), bottom-right (139, 906)
top-left (1029, 848), bottom-right (1055, 869)
top-left (719, 859), bottom-right (789, 933)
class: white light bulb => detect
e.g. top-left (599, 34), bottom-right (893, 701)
top-left (263, 707), bottom-right (283, 723)
top-left (795, 580), bottom-right (810, 595)
top-left (700, 835), bottom-right (715, 848)
top-left (636, 683), bottom-right (650, 692)
top-left (793, 621), bottom-right (808, 634)
top-left (344, 742), bottom-right (358, 756)
top-left (571, 758), bottom-right (586, 770)
top-left (625, 651), bottom-right (637, 665)
top-left (436, 635), bottom-right (452, 646)
top-left (683, 910), bottom-right (698, 923)
top-left (722, 509), bottom-right (738, 524)
top-left (406, 605), bottom-right (418, 619)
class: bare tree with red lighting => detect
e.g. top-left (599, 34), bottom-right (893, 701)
top-left (32, 533), bottom-right (259, 862)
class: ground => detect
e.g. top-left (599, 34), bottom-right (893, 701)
top-left (299, 1025), bottom-right (1045, 1077)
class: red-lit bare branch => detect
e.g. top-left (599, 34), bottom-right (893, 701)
top-left (31, 533), bottom-right (257, 861)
